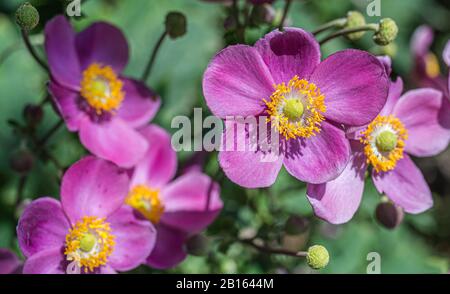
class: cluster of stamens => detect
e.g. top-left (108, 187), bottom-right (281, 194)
top-left (126, 184), bottom-right (165, 224)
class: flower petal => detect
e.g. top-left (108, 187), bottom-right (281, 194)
top-left (146, 224), bottom-right (187, 269)
top-left (283, 121), bottom-right (350, 184)
top-left (161, 173), bottom-right (222, 233)
top-left (17, 197), bottom-right (69, 258)
top-left (443, 40), bottom-right (450, 67)
top-left (372, 155), bottom-right (433, 214)
top-left (379, 77), bottom-right (403, 116)
top-left (61, 156), bottom-right (130, 224)
top-left (377, 55), bottom-right (392, 76)
top-left (44, 15), bottom-right (81, 91)
top-left (130, 125), bottom-right (177, 189)
top-left (22, 248), bottom-right (65, 274)
top-left (393, 88), bottom-right (450, 157)
top-left (107, 206), bottom-right (156, 272)
top-left (0, 249), bottom-right (21, 274)
top-left (411, 25), bottom-right (433, 57)
top-left (255, 28), bottom-right (320, 84)
top-left (48, 81), bottom-right (85, 131)
top-left (306, 142), bottom-right (367, 224)
top-left (75, 22), bottom-right (129, 73)
top-left (310, 49), bottom-right (389, 126)
top-left (203, 45), bottom-right (275, 118)
top-left (79, 117), bottom-right (148, 168)
top-left (117, 78), bottom-right (161, 128)
top-left (218, 120), bottom-right (283, 188)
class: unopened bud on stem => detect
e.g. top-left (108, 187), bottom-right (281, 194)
top-left (165, 12), bottom-right (187, 39)
top-left (16, 2), bottom-right (39, 31)
top-left (306, 245), bottom-right (329, 270)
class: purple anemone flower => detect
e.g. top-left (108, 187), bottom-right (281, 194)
top-left (125, 125), bottom-right (223, 269)
top-left (307, 77), bottom-right (450, 224)
top-left (17, 156), bottom-right (156, 274)
top-left (203, 28), bottom-right (389, 188)
top-left (46, 16), bottom-right (160, 168)
top-left (0, 249), bottom-right (22, 274)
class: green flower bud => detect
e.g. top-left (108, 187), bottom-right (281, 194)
top-left (15, 2), bottom-right (39, 31)
top-left (306, 245), bottom-right (329, 270)
top-left (344, 11), bottom-right (366, 41)
top-left (165, 12), bottom-right (187, 39)
top-left (185, 234), bottom-right (209, 256)
top-left (373, 18), bottom-right (398, 46)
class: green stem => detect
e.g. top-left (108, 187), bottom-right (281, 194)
top-left (240, 238), bottom-right (308, 258)
top-left (141, 30), bottom-right (168, 82)
top-left (319, 24), bottom-right (378, 45)
top-left (21, 29), bottom-right (48, 72)
top-left (312, 18), bottom-right (347, 35)
top-left (278, 0), bottom-right (293, 31)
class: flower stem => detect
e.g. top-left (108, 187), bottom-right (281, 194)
top-left (319, 24), bottom-right (378, 45)
top-left (141, 30), bottom-right (168, 82)
top-left (240, 238), bottom-right (308, 258)
top-left (278, 0), bottom-right (293, 31)
top-left (312, 18), bottom-right (346, 35)
top-left (15, 175), bottom-right (27, 208)
top-left (20, 29), bottom-right (48, 72)
top-left (38, 119), bottom-right (63, 146)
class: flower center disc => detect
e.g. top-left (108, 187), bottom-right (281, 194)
top-left (80, 63), bottom-right (124, 114)
top-left (264, 75), bottom-right (326, 140)
top-left (126, 185), bottom-right (165, 224)
top-left (64, 216), bottom-right (115, 273)
top-left (361, 115), bottom-right (408, 172)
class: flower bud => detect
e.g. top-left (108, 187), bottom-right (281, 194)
top-left (165, 12), bottom-right (187, 39)
top-left (223, 15), bottom-right (237, 31)
top-left (344, 11), bottom-right (366, 41)
top-left (375, 201), bottom-right (404, 229)
top-left (238, 227), bottom-right (257, 240)
top-left (306, 245), bottom-right (329, 270)
top-left (373, 18), bottom-right (398, 46)
top-left (250, 4), bottom-right (275, 25)
top-left (10, 149), bottom-right (34, 174)
top-left (23, 104), bottom-right (43, 127)
top-left (285, 215), bottom-right (309, 235)
top-left (15, 2), bottom-right (39, 31)
top-left (185, 234), bottom-right (209, 256)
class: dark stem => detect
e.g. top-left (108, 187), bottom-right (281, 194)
top-left (240, 238), bottom-right (307, 258)
top-left (38, 119), bottom-right (63, 146)
top-left (21, 30), bottom-right (48, 72)
top-left (278, 0), bottom-right (293, 31)
top-left (319, 24), bottom-right (378, 45)
top-left (15, 175), bottom-right (27, 208)
top-left (141, 31), bottom-right (168, 82)
top-left (232, 0), bottom-right (245, 43)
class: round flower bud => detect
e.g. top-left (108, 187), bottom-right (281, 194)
top-left (10, 149), bottom-right (34, 174)
top-left (285, 215), bottom-right (309, 235)
top-left (250, 4), bottom-right (275, 25)
top-left (185, 234), bottom-right (209, 256)
top-left (15, 2), bottom-right (39, 31)
top-left (306, 245), bottom-right (329, 270)
top-left (344, 11), bottom-right (366, 41)
top-left (23, 104), bottom-right (43, 127)
top-left (165, 12), bottom-right (187, 39)
top-left (375, 201), bottom-right (404, 229)
top-left (373, 18), bottom-right (398, 46)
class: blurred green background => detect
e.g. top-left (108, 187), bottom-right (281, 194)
top-left (0, 0), bottom-right (449, 274)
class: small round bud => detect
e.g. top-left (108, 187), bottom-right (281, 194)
top-left (375, 201), bottom-right (404, 229)
top-left (10, 149), bottom-right (34, 174)
top-left (250, 4), bottom-right (275, 26)
top-left (306, 245), bottom-right (329, 270)
top-left (23, 104), bottom-right (43, 127)
top-left (185, 234), bottom-right (209, 256)
top-left (344, 11), bottom-right (366, 41)
top-left (285, 215), bottom-right (309, 235)
top-left (165, 12), bottom-right (187, 39)
top-left (373, 18), bottom-right (398, 46)
top-left (15, 2), bottom-right (39, 31)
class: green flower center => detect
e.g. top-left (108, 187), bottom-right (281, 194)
top-left (79, 233), bottom-right (96, 252)
top-left (376, 130), bottom-right (398, 153)
top-left (283, 99), bottom-right (304, 121)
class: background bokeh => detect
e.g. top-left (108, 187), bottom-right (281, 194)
top-left (0, 0), bottom-right (449, 273)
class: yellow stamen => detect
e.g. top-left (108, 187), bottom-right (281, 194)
top-left (80, 63), bottom-right (124, 114)
top-left (264, 76), bottom-right (326, 140)
top-left (425, 52), bottom-right (440, 78)
top-left (126, 185), bottom-right (164, 224)
top-left (361, 115), bottom-right (408, 173)
top-left (64, 216), bottom-right (115, 273)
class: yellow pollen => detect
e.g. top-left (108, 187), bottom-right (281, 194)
top-left (361, 115), bottom-right (408, 173)
top-left (424, 52), bottom-right (440, 78)
top-left (264, 76), bottom-right (326, 140)
top-left (126, 185), bottom-right (164, 224)
top-left (64, 216), bottom-right (115, 273)
top-left (80, 63), bottom-right (124, 114)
